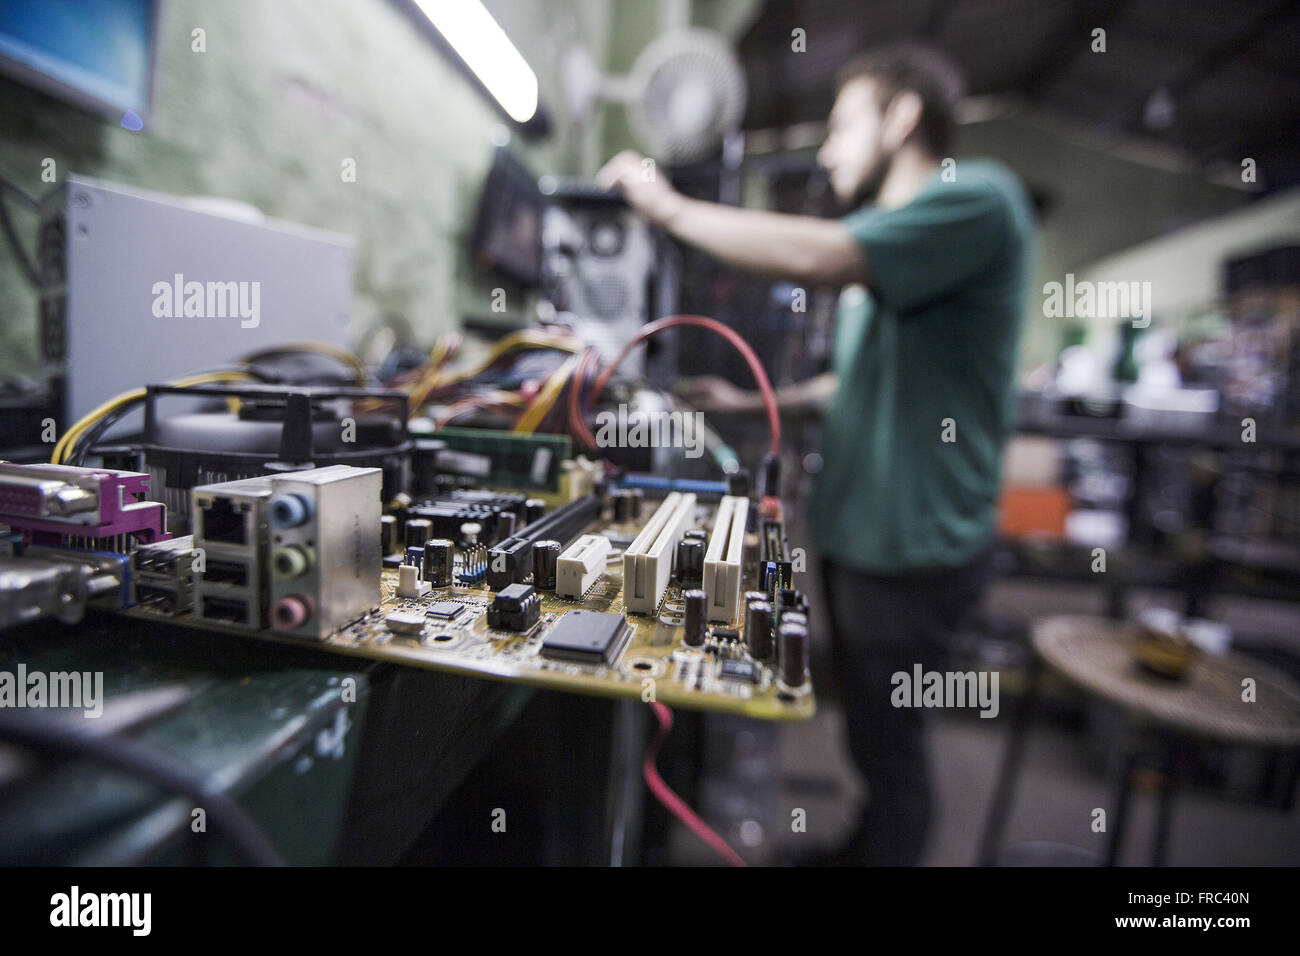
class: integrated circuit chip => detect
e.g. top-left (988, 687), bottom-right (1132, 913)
top-left (540, 609), bottom-right (630, 665)
top-left (719, 659), bottom-right (758, 683)
top-left (425, 601), bottom-right (464, 621)
top-left (487, 583), bottom-right (541, 632)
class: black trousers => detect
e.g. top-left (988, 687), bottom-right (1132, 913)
top-left (816, 547), bottom-right (994, 865)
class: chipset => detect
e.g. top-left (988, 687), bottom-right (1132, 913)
top-left (425, 601), bottom-right (464, 621)
top-left (540, 610), bottom-right (630, 666)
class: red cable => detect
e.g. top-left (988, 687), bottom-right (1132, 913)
top-left (580, 315), bottom-right (781, 458)
top-left (642, 702), bottom-right (748, 867)
top-left (568, 348), bottom-right (599, 446)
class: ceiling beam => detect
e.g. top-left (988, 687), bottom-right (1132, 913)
top-left (1123, 0), bottom-right (1300, 137)
top-left (1015, 0), bottom-right (1130, 96)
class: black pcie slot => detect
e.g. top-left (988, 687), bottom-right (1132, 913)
top-left (486, 495), bottom-right (600, 590)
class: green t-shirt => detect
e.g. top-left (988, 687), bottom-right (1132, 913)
top-left (811, 158), bottom-right (1034, 572)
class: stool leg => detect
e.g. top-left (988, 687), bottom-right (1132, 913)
top-left (1105, 746), bottom-right (1138, 866)
top-left (976, 659), bottom-right (1040, 866)
top-left (1152, 742), bottom-right (1178, 867)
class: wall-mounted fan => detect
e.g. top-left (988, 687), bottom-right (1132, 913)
top-left (562, 27), bottom-right (747, 165)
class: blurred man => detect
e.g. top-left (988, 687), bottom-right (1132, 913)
top-left (599, 44), bottom-right (1034, 865)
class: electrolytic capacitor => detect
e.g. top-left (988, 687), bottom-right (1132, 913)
top-left (532, 539), bottom-right (560, 590)
top-left (781, 611), bottom-right (808, 632)
top-left (778, 621), bottom-right (808, 689)
top-left (611, 489), bottom-right (633, 522)
top-left (675, 537), bottom-right (705, 588)
top-left (422, 538), bottom-right (454, 586)
top-left (745, 599), bottom-right (774, 660)
top-left (776, 587), bottom-right (808, 628)
top-left (380, 514), bottom-right (398, 554)
top-left (405, 517), bottom-right (432, 550)
top-left (524, 499), bottom-right (546, 524)
top-left (497, 512), bottom-right (517, 541)
top-left (628, 488), bottom-right (644, 520)
top-left (683, 589), bottom-right (707, 646)
top-left (460, 521), bottom-right (482, 546)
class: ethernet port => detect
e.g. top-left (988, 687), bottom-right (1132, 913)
top-left (200, 596), bottom-right (248, 624)
top-left (203, 559), bottom-right (248, 587)
top-left (199, 498), bottom-right (247, 546)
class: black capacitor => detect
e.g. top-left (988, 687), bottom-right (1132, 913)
top-left (628, 488), bottom-right (644, 520)
top-left (497, 512), bottom-right (517, 541)
top-left (781, 611), bottom-right (808, 632)
top-left (524, 498), bottom-right (546, 524)
top-left (380, 514), bottom-right (398, 554)
top-left (683, 529), bottom-right (708, 542)
top-left (683, 589), bottom-right (707, 646)
top-left (405, 517), bottom-right (433, 550)
top-left (611, 489), bottom-right (633, 522)
top-left (745, 599), bottom-right (774, 660)
top-left (422, 538), bottom-right (454, 586)
top-left (675, 537), bottom-right (705, 587)
top-left (778, 621), bottom-right (808, 688)
top-left (532, 539), bottom-right (560, 590)
top-left (776, 587), bottom-right (808, 629)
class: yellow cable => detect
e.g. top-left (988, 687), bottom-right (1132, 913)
top-left (409, 330), bottom-right (579, 415)
top-left (52, 371), bottom-right (256, 464)
top-left (513, 355), bottom-right (579, 434)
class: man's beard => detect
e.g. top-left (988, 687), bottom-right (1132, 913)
top-left (848, 145), bottom-right (896, 210)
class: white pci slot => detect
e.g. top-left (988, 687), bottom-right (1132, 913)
top-left (703, 495), bottom-right (749, 624)
top-left (623, 492), bottom-right (697, 615)
top-left (556, 533), bottom-right (611, 598)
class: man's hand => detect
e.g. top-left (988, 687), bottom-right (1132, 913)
top-left (599, 150), bottom-right (864, 285)
top-left (676, 375), bottom-right (760, 413)
top-left (596, 150), bottom-right (685, 226)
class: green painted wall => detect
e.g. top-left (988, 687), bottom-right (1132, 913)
top-left (956, 111), bottom-right (1250, 373)
top-left (0, 0), bottom-right (614, 378)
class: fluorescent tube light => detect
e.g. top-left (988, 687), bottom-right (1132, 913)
top-left (414, 0), bottom-right (539, 123)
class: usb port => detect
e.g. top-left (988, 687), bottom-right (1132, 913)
top-left (202, 559), bottom-right (248, 587)
top-left (200, 596), bottom-right (248, 624)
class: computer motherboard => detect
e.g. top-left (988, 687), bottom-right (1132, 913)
top-left (0, 461), bottom-right (815, 720)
